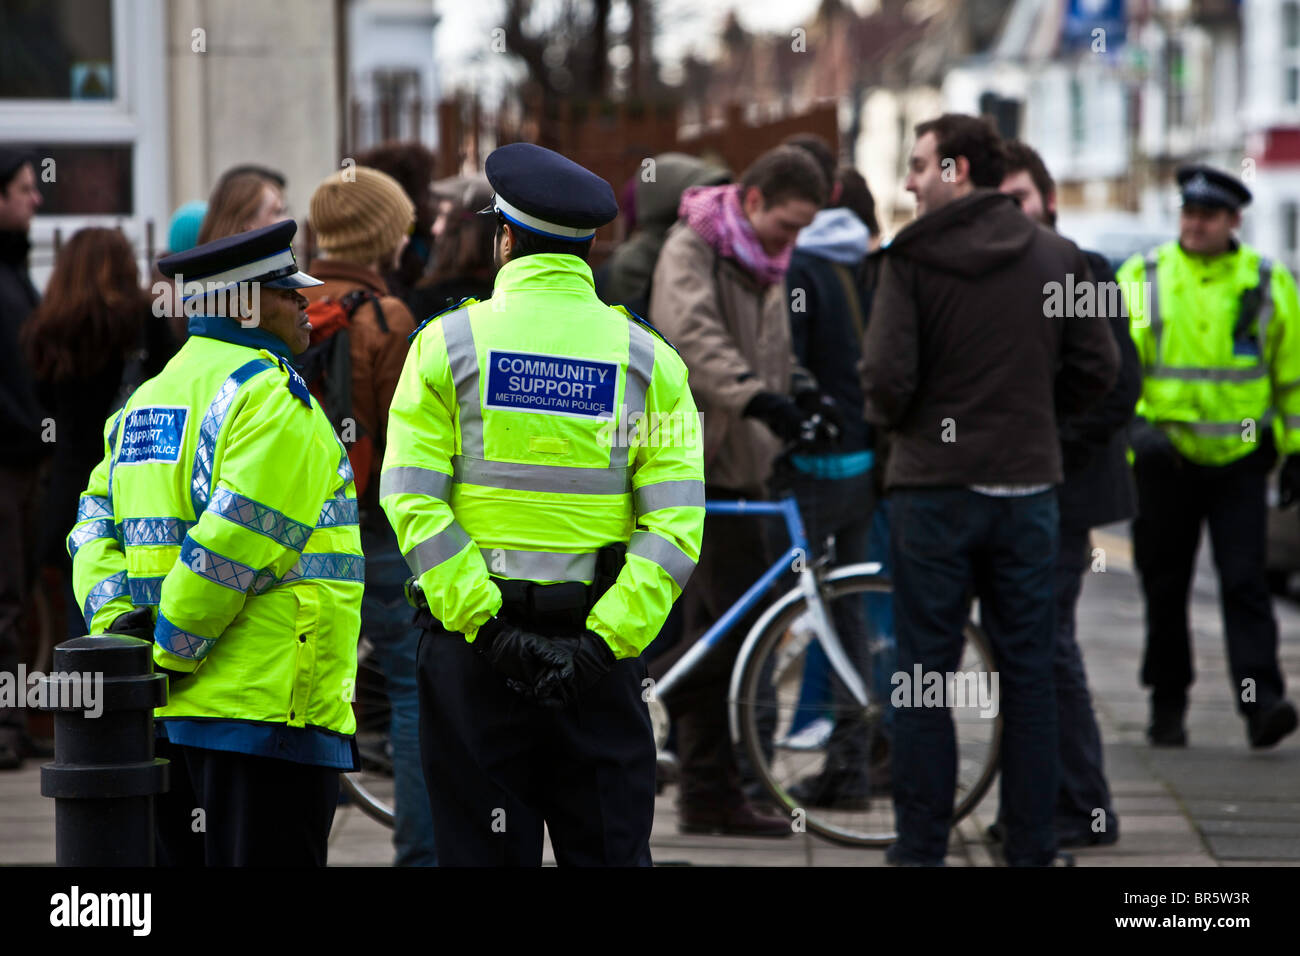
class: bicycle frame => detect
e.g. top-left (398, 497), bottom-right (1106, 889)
top-left (651, 495), bottom-right (877, 710)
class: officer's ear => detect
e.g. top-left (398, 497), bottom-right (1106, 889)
top-left (1230, 209), bottom-right (1243, 232)
top-left (497, 222), bottom-right (515, 264)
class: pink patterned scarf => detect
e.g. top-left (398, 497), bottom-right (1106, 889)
top-left (678, 184), bottom-right (792, 286)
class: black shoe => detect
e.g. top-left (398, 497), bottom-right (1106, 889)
top-left (885, 842), bottom-right (942, 866)
top-left (678, 798), bottom-right (794, 837)
top-left (1147, 697), bottom-right (1187, 747)
top-left (787, 771), bottom-right (871, 811)
top-left (1057, 826), bottom-right (1120, 848)
top-left (0, 740), bottom-right (21, 771)
top-left (1248, 699), bottom-right (1299, 749)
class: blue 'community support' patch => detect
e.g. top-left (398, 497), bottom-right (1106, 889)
top-left (117, 406), bottom-right (189, 465)
top-left (485, 349), bottom-right (618, 419)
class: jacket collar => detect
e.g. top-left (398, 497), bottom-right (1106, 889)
top-left (492, 253), bottom-right (595, 297)
top-left (305, 257), bottom-right (388, 295)
top-left (187, 315), bottom-right (296, 364)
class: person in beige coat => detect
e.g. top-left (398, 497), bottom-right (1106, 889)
top-left (648, 145), bottom-right (828, 835)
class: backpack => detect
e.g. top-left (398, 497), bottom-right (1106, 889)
top-left (298, 289), bottom-right (387, 498)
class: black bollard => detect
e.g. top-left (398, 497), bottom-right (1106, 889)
top-left (39, 635), bottom-right (169, 866)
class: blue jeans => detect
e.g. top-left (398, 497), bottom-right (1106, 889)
top-left (362, 528), bottom-right (437, 866)
top-left (890, 488), bottom-right (1059, 866)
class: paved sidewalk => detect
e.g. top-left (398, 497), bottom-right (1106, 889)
top-left (3, 521), bottom-right (1297, 866)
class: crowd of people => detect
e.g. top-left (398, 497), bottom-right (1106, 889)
top-left (2, 105), bottom-right (1298, 867)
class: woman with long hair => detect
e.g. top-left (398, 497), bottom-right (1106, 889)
top-left (22, 227), bottom-right (175, 635)
top-left (406, 177), bottom-right (498, 322)
top-left (197, 168), bottom-right (287, 244)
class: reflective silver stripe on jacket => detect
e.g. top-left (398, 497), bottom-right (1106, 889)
top-left (1258, 257), bottom-right (1274, 354)
top-left (628, 530), bottom-right (696, 590)
top-left (1145, 252), bottom-right (1160, 364)
top-left (403, 522), bottom-right (473, 576)
top-left (208, 488), bottom-right (313, 552)
top-left (1147, 366), bottom-right (1268, 383)
top-left (68, 519), bottom-right (116, 558)
top-left (77, 495), bottom-right (113, 522)
top-left (83, 570), bottom-right (129, 631)
top-left (190, 359), bottom-right (275, 519)
top-left (634, 479), bottom-right (706, 515)
top-left (453, 456), bottom-right (630, 495)
top-left (119, 516), bottom-right (192, 547)
top-left (180, 538), bottom-right (258, 593)
top-left (379, 466), bottom-right (454, 501)
top-left (610, 322), bottom-right (657, 469)
top-left (128, 576), bottom-right (165, 606)
top-left (439, 308), bottom-right (483, 456)
top-left (155, 613), bottom-right (216, 661)
top-left (316, 498), bottom-right (359, 527)
top-left (482, 547), bottom-right (599, 583)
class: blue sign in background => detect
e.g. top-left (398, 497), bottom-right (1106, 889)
top-left (118, 406), bottom-right (189, 465)
top-left (485, 349), bottom-right (618, 419)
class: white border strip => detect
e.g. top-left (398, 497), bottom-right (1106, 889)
top-left (494, 194), bottom-right (596, 240)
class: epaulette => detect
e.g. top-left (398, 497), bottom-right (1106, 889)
top-left (611, 304), bottom-right (680, 356)
top-left (409, 297), bottom-right (480, 342)
top-left (275, 355), bottom-right (313, 408)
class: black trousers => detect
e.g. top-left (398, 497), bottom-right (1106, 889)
top-left (154, 738), bottom-right (339, 866)
top-left (1132, 444), bottom-right (1285, 715)
top-left (416, 625), bottom-right (656, 866)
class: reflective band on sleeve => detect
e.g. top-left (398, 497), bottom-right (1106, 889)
top-left (628, 530), bottom-right (696, 590)
top-left (336, 443), bottom-right (354, 486)
top-left (68, 519), bottom-right (116, 558)
top-left (128, 576), bottom-right (165, 606)
top-left (77, 495), bottom-right (113, 521)
top-left (119, 516), bottom-right (192, 547)
top-left (1148, 365), bottom-right (1268, 383)
top-left (155, 612), bottom-right (217, 661)
top-left (179, 537), bottom-right (258, 592)
top-left (403, 523), bottom-right (473, 576)
top-left (280, 552), bottom-right (365, 585)
top-left (191, 359), bottom-right (275, 519)
top-left (634, 479), bottom-right (706, 515)
top-left (316, 497), bottom-right (359, 527)
top-left (380, 466), bottom-right (453, 501)
top-left (483, 548), bottom-right (598, 583)
top-left (611, 323), bottom-right (657, 469)
top-left (453, 456), bottom-right (630, 495)
top-left (209, 487), bottom-right (313, 552)
top-left (1277, 377), bottom-right (1300, 397)
top-left (1285, 415), bottom-right (1300, 430)
top-left (439, 309), bottom-right (483, 457)
top-left (83, 570), bottom-right (129, 632)
top-left (1178, 420), bottom-right (1259, 437)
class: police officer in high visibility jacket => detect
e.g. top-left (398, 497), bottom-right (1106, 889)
top-left (381, 143), bottom-right (705, 866)
top-left (1118, 165), bottom-right (1299, 750)
top-left (69, 220), bottom-right (363, 865)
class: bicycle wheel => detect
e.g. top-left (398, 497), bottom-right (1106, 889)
top-left (337, 633), bottom-right (397, 829)
top-left (731, 567), bottom-right (1001, 847)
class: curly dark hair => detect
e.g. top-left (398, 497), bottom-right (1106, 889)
top-left (914, 114), bottom-right (1007, 188)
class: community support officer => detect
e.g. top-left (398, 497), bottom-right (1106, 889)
top-left (1119, 165), bottom-right (1300, 749)
top-left (69, 220), bottom-right (364, 866)
top-left (381, 142), bottom-right (705, 867)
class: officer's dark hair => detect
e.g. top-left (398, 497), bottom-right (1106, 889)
top-left (739, 146), bottom-right (827, 209)
top-left (0, 148), bottom-right (37, 196)
top-left (497, 215), bottom-right (593, 262)
top-left (1003, 140), bottom-right (1057, 227)
top-left (914, 113), bottom-right (1007, 188)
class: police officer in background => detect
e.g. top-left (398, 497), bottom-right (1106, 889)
top-left (70, 221), bottom-right (364, 865)
top-left (381, 143), bottom-right (705, 866)
top-left (1119, 165), bottom-right (1300, 749)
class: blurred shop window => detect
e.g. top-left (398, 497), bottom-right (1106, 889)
top-left (1284, 202), bottom-right (1299, 261)
top-left (0, 0), bottom-right (114, 100)
top-left (0, 144), bottom-right (132, 215)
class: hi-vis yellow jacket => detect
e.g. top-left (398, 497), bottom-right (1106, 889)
top-left (381, 253), bottom-right (705, 659)
top-left (1119, 241), bottom-right (1300, 466)
top-left (70, 329), bottom-right (362, 741)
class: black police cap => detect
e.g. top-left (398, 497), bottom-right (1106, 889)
top-left (1176, 164), bottom-right (1252, 211)
top-left (157, 218), bottom-right (320, 292)
top-left (483, 143), bottom-right (617, 241)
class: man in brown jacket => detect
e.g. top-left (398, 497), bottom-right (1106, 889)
top-left (304, 166), bottom-right (434, 865)
top-left (859, 115), bottom-right (1119, 866)
top-left (649, 145), bottom-right (828, 835)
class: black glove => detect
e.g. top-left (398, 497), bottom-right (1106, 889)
top-left (743, 392), bottom-right (805, 442)
top-left (794, 390), bottom-right (844, 449)
top-left (1129, 419), bottom-right (1178, 465)
top-left (108, 609), bottom-right (191, 683)
top-left (472, 616), bottom-right (573, 705)
top-left (543, 631), bottom-right (617, 707)
top-left (1280, 456), bottom-right (1300, 509)
top-left (106, 608), bottom-right (154, 640)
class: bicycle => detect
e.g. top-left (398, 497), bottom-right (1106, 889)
top-left (337, 494), bottom-right (1004, 845)
top-left (648, 493), bottom-right (1002, 847)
